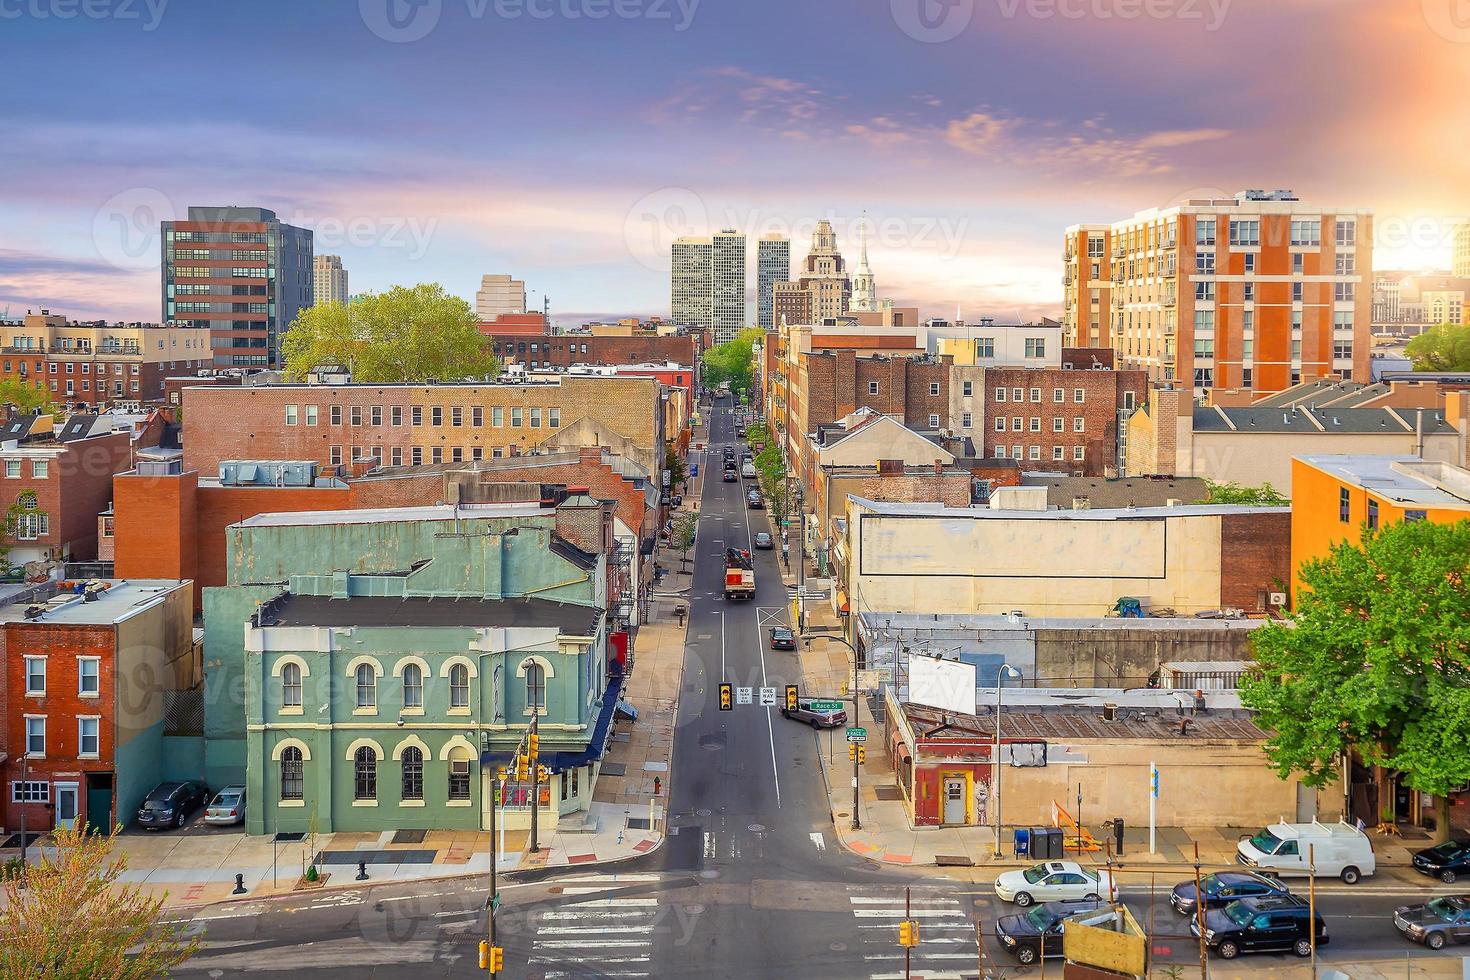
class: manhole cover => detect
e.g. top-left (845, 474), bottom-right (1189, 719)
top-left (748, 824), bottom-right (765, 832)
top-left (829, 942), bottom-right (847, 952)
top-left (700, 869), bottom-right (720, 879)
top-left (698, 733), bottom-right (726, 750)
top-left (836, 812), bottom-right (849, 819)
top-left (685, 904), bottom-right (705, 914)
top-left (696, 808), bottom-right (712, 817)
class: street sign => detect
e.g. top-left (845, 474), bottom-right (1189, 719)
top-left (846, 727), bottom-right (867, 743)
top-left (736, 686), bottom-right (753, 705)
top-left (758, 686), bottom-right (777, 706)
top-left (810, 700), bottom-right (844, 711)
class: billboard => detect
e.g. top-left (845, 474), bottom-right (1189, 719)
top-left (908, 656), bottom-right (977, 715)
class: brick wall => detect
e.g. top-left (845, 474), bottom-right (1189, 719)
top-left (1219, 511), bottom-right (1290, 612)
top-left (802, 351), bottom-right (950, 431)
top-left (486, 334), bottom-right (696, 371)
top-left (979, 367), bottom-right (1147, 476)
top-left (0, 432), bottom-right (133, 563)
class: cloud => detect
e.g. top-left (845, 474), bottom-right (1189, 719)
top-left (0, 250), bottom-right (130, 278)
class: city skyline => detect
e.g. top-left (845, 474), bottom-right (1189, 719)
top-left (2, 2), bottom-right (1468, 328)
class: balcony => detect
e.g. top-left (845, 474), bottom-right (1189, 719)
top-left (1161, 260), bottom-right (1176, 278)
top-left (1112, 242), bottom-right (1127, 257)
top-left (1161, 290), bottom-right (1177, 308)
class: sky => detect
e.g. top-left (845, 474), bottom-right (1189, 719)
top-left (2, 0), bottom-right (1468, 327)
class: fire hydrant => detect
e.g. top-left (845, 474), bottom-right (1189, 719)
top-left (653, 776), bottom-right (662, 795)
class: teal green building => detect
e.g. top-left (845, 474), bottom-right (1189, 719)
top-left (201, 500), bottom-right (619, 835)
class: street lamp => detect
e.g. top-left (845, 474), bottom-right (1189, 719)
top-left (992, 664), bottom-right (1022, 858)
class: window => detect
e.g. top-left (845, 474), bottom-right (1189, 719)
top-left (1228, 219), bottom-right (1260, 246)
top-left (1194, 367), bottom-right (1214, 387)
top-left (411, 405), bottom-right (423, 426)
top-left (1052, 446), bottom-right (1065, 461)
top-left (1336, 219), bottom-right (1357, 246)
top-left (25, 717), bottom-right (44, 755)
top-left (411, 447), bottom-right (423, 465)
top-left (1029, 417), bottom-right (1041, 433)
top-left (1195, 280), bottom-right (1215, 301)
top-left (1405, 509), bottom-right (1428, 523)
top-left (974, 338), bottom-right (995, 359)
top-left (390, 447), bottom-right (402, 466)
top-left (330, 446), bottom-right (342, 466)
top-left (1123, 391), bottom-right (1135, 411)
top-left (1242, 368), bottom-right (1253, 387)
top-left (867, 381), bottom-right (879, 395)
top-left (11, 782), bottom-right (48, 804)
top-left (1290, 219), bottom-right (1321, 246)
top-left (1011, 417), bottom-right (1022, 432)
top-left (1195, 218), bottom-right (1216, 246)
top-left (401, 746), bottom-right (424, 801)
top-left (1335, 253), bottom-right (1355, 275)
top-left (1194, 338), bottom-right (1215, 359)
top-left (350, 406), bottom-right (362, 426)
top-left (391, 405), bottom-right (403, 426)
top-left (402, 664), bottom-right (423, 708)
top-left (1073, 445), bottom-right (1085, 461)
top-left (305, 405), bottom-right (318, 425)
top-left (1243, 283), bottom-right (1255, 302)
top-left (994, 388), bottom-right (1007, 402)
top-left (22, 656), bottom-right (45, 695)
top-left (1292, 252), bottom-right (1304, 274)
top-left (12, 512), bottom-right (48, 540)
top-left (1074, 417), bottom-right (1085, 432)
top-left (511, 408), bottom-right (523, 427)
top-left (1011, 445), bottom-right (1023, 460)
top-left (1367, 499), bottom-right (1379, 531)
top-left (961, 412), bottom-right (972, 428)
top-left (530, 408), bottom-right (542, 428)
top-left (431, 447), bottom-right (443, 464)
top-left (962, 381), bottom-right (973, 397)
top-left (1028, 445), bottom-right (1041, 460)
top-left (330, 406), bottom-right (342, 425)
top-left (1291, 339), bottom-right (1303, 360)
top-left (1052, 417), bottom-right (1064, 433)
top-left (929, 382), bottom-right (940, 396)
top-left (355, 664), bottom-right (376, 708)
top-left (1074, 388), bottom-right (1085, 403)
top-left (285, 405), bottom-right (298, 426)
top-left (450, 664), bottom-right (470, 708)
top-left (1336, 487), bottom-right (1352, 523)
top-left (1024, 338), bottom-right (1046, 359)
top-left (78, 718), bottom-right (99, 757)
top-left (451, 447), bottom-right (463, 463)
top-left (1292, 282), bottom-right (1304, 303)
top-left (4, 460), bottom-right (18, 479)
top-left (525, 663), bottom-right (546, 709)
top-left (993, 446), bottom-right (1006, 459)
top-left (354, 746), bottom-right (377, 801)
top-left (431, 407), bottom-right (443, 426)
top-left (449, 760), bottom-right (471, 801)
top-left (994, 417), bottom-right (1006, 432)
top-left (1196, 250), bottom-right (1215, 274)
top-left (371, 406), bottom-right (382, 426)
top-left (1334, 341), bottom-right (1353, 360)
top-left (927, 413), bottom-right (940, 428)
top-left (1029, 387), bottom-right (1041, 403)
top-left (78, 657), bottom-right (99, 696)
top-left (1012, 388), bottom-right (1023, 402)
top-left (472, 406), bottom-right (483, 426)
top-left (280, 746), bottom-right (304, 800)
top-left (281, 662), bottom-right (303, 707)
top-left (1335, 282), bottom-right (1356, 302)
top-left (549, 408), bottom-right (560, 428)
top-left (492, 407), bottom-right (504, 427)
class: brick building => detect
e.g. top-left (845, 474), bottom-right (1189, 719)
top-left (0, 415), bottom-right (134, 566)
top-left (485, 333), bottom-right (700, 376)
top-left (1, 578), bottom-right (194, 835)
top-left (180, 375), bottom-right (667, 478)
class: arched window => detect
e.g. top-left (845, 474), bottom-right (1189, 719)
top-left (355, 663), bottom-right (376, 709)
top-left (401, 746), bottom-right (423, 801)
top-left (525, 663), bottom-right (546, 709)
top-left (354, 746), bottom-right (377, 801)
top-left (281, 662), bottom-right (303, 708)
top-left (402, 663), bottom-right (423, 708)
top-left (450, 663), bottom-right (470, 709)
top-left (280, 746), bottom-right (304, 801)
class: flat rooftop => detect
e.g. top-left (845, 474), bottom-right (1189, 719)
top-left (850, 497), bottom-right (1287, 520)
top-left (1299, 454), bottom-right (1470, 509)
top-left (857, 612), bottom-right (1267, 633)
top-left (258, 593), bottom-right (601, 634)
top-left (236, 502), bottom-right (553, 529)
top-left (900, 695), bottom-right (1265, 741)
top-left (0, 579), bottom-right (186, 625)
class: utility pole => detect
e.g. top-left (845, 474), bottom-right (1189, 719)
top-left (904, 886), bottom-right (912, 980)
top-left (528, 712), bottom-right (541, 854)
top-left (1193, 842), bottom-right (1209, 980)
top-left (1308, 843), bottom-right (1317, 978)
top-left (17, 754), bottom-right (28, 871)
top-left (488, 752), bottom-right (500, 976)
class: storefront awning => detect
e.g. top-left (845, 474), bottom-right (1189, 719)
top-left (479, 672), bottom-right (625, 772)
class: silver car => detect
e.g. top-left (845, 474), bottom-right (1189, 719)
top-left (204, 785), bottom-right (246, 826)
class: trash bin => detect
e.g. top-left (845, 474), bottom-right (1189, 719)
top-left (1013, 828), bottom-right (1030, 859)
top-left (1029, 826), bottom-right (1054, 859)
top-left (1112, 816), bottom-right (1126, 856)
top-left (1043, 827), bottom-right (1065, 859)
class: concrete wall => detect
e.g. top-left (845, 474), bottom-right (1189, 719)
top-left (1188, 430), bottom-right (1460, 492)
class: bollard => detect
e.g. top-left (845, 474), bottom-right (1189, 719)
top-left (232, 873), bottom-right (247, 895)
top-left (356, 861), bottom-right (369, 881)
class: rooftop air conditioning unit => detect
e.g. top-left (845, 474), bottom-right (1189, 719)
top-left (1269, 592), bottom-right (1287, 606)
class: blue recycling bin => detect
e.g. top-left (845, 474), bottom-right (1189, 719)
top-left (1013, 828), bottom-right (1030, 858)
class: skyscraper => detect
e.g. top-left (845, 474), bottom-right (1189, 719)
top-left (1455, 222), bottom-right (1470, 278)
top-left (314, 254), bottom-right (349, 306)
top-left (162, 206), bottom-right (313, 369)
top-left (757, 234), bottom-right (791, 329)
top-left (850, 214), bottom-right (877, 313)
top-left (475, 274), bottom-right (527, 320)
top-left (778, 219), bottom-right (851, 324)
top-left (670, 230), bottom-right (747, 343)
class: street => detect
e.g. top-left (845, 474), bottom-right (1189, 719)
top-left (169, 402), bottom-right (1467, 979)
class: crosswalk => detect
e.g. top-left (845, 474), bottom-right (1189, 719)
top-left (528, 874), bottom-right (662, 978)
top-left (848, 888), bottom-right (978, 980)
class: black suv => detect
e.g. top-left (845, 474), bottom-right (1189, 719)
top-left (1413, 838), bottom-right (1470, 884)
top-left (997, 899), bottom-right (1105, 964)
top-left (1191, 895), bottom-right (1328, 959)
top-left (1171, 871), bottom-right (1290, 916)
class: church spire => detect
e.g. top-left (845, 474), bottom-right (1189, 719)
top-left (851, 211), bottom-right (877, 312)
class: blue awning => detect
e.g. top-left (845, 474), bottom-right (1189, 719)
top-left (479, 672), bottom-right (625, 772)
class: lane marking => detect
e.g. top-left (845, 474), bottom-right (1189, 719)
top-left (810, 832), bottom-right (826, 851)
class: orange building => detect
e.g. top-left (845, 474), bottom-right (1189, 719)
top-left (1289, 454), bottom-right (1470, 603)
top-left (1064, 190), bottom-right (1372, 398)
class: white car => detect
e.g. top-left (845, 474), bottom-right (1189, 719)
top-left (994, 861), bottom-right (1116, 907)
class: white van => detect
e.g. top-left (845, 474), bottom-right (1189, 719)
top-left (741, 462), bottom-right (757, 479)
top-left (1235, 819), bottom-right (1376, 884)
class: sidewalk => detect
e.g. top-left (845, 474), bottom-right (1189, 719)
top-left (1212, 959), bottom-right (1467, 980)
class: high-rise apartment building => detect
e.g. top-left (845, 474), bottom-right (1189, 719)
top-left (161, 206), bottom-right (313, 369)
top-left (1063, 190), bottom-right (1371, 396)
top-left (313, 254), bottom-right (349, 306)
top-left (670, 230), bottom-right (746, 344)
top-left (1455, 222), bottom-right (1470, 278)
top-left (756, 235), bottom-right (790, 329)
top-left (475, 274), bottom-right (527, 320)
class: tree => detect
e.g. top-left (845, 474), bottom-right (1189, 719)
top-left (702, 327), bottom-right (765, 398)
top-left (671, 513), bottom-right (698, 570)
top-left (1204, 480), bottom-right (1289, 506)
top-left (0, 825), bottom-right (201, 977)
top-left (281, 283), bottom-right (498, 383)
top-left (1240, 519), bottom-right (1470, 842)
top-left (665, 445), bottom-right (687, 492)
top-left (0, 378), bottom-right (57, 417)
top-left (1406, 323), bottom-right (1470, 372)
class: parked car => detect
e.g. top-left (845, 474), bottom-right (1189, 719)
top-left (723, 469), bottom-right (737, 482)
top-left (753, 531), bottom-right (774, 549)
top-left (996, 900), bottom-right (1107, 964)
top-left (1236, 820), bottom-right (1375, 883)
top-left (769, 626), bottom-right (796, 650)
top-left (1190, 895), bottom-right (1327, 960)
top-left (735, 426), bottom-right (746, 437)
top-left (1394, 896), bottom-right (1470, 950)
top-left (1171, 871), bottom-right (1291, 916)
top-left (136, 780), bottom-right (210, 830)
top-left (780, 699), bottom-right (846, 728)
top-left (747, 491), bottom-right (764, 509)
top-left (204, 786), bottom-right (247, 826)
top-left (741, 463), bottom-right (757, 479)
top-left (1412, 839), bottom-right (1470, 884)
top-left (994, 861), bottom-right (1115, 907)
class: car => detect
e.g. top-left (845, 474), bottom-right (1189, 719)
top-left (747, 492), bottom-right (764, 509)
top-left (1170, 871), bottom-right (1291, 916)
top-left (769, 626), bottom-right (796, 650)
top-left (1190, 895), bottom-right (1327, 960)
top-left (136, 780), bottom-right (209, 831)
top-left (1412, 838), bottom-right (1470, 883)
top-left (996, 899), bottom-right (1106, 964)
top-left (1394, 896), bottom-right (1470, 950)
top-left (994, 861), bottom-right (1116, 907)
top-left (780, 699), bottom-right (846, 728)
top-left (723, 470), bottom-right (737, 482)
top-left (204, 785), bottom-right (247, 826)
top-left (735, 426), bottom-right (746, 437)
top-left (753, 531), bottom-right (774, 549)
top-left (1235, 819), bottom-right (1375, 883)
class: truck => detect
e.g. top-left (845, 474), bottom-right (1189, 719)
top-left (723, 547), bottom-right (755, 601)
top-left (1236, 819), bottom-right (1376, 883)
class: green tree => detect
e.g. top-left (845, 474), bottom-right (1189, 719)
top-left (0, 825), bottom-right (201, 977)
top-left (1406, 323), bottom-right (1470, 372)
top-left (1240, 519), bottom-right (1470, 842)
top-left (0, 378), bottom-right (57, 416)
top-left (665, 445), bottom-right (687, 491)
top-left (281, 283), bottom-right (498, 383)
top-left (1204, 480), bottom-right (1289, 506)
top-left (671, 512), bottom-right (698, 570)
top-left (702, 327), bottom-right (765, 398)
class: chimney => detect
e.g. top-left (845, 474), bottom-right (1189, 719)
top-left (578, 446), bottom-right (604, 465)
top-left (555, 488), bottom-right (608, 555)
top-left (933, 459), bottom-right (944, 475)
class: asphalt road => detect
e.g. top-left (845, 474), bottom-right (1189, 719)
top-left (169, 400), bottom-right (1468, 979)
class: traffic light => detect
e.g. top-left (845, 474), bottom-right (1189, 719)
top-left (858, 746), bottom-right (866, 764)
top-left (527, 734), bottom-right (540, 757)
top-left (719, 683), bottom-right (733, 711)
top-left (785, 685), bottom-right (798, 711)
top-left (536, 765), bottom-right (551, 782)
top-left (848, 744), bottom-right (867, 763)
top-left (515, 755), bottom-right (529, 782)
top-left (478, 940), bottom-right (504, 972)
top-left (848, 744), bottom-right (857, 761)
top-left (898, 919), bottom-right (919, 948)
